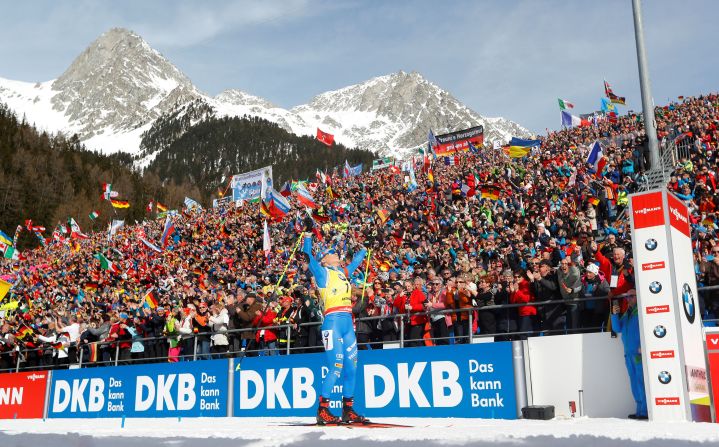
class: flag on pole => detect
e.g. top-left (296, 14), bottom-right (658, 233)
top-left (143, 287), bottom-right (159, 309)
top-left (160, 216), bottom-right (175, 248)
top-left (558, 98), bottom-right (575, 110)
top-left (0, 231), bottom-right (12, 247)
top-left (604, 80), bottom-right (626, 105)
top-left (561, 110), bottom-right (590, 128)
top-left (146, 201), bottom-right (154, 213)
top-left (101, 183), bottom-right (118, 201)
top-left (586, 141), bottom-right (607, 175)
top-left (156, 202), bottom-right (168, 213)
top-left (279, 181), bottom-right (292, 197)
top-left (93, 253), bottom-right (118, 273)
top-left (140, 238), bottom-right (162, 253)
top-left (110, 199), bottom-right (130, 209)
top-left (184, 197), bottom-right (202, 211)
top-left (295, 185), bottom-right (318, 209)
top-left (263, 220), bottom-right (271, 264)
top-left (68, 218), bottom-right (89, 239)
top-left (316, 128), bottom-right (335, 146)
top-left (89, 211), bottom-right (99, 220)
top-left (428, 129), bottom-right (439, 150)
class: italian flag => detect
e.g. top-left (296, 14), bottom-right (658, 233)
top-left (89, 211), bottom-right (99, 220)
top-left (558, 98), bottom-right (574, 110)
top-left (94, 253), bottom-right (118, 273)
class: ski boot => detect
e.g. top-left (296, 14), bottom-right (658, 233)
top-left (342, 397), bottom-right (368, 424)
top-left (316, 396), bottom-right (341, 425)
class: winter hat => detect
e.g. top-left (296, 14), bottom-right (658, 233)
top-left (586, 263), bottom-right (600, 275)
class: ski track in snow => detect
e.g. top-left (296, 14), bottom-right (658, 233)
top-left (1, 417), bottom-right (719, 447)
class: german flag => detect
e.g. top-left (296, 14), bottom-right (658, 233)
top-left (52, 341), bottom-right (65, 350)
top-left (480, 186), bottom-right (501, 200)
top-left (311, 209), bottom-right (329, 223)
top-left (588, 196), bottom-right (600, 206)
top-left (260, 201), bottom-right (271, 218)
top-left (110, 199), bottom-right (130, 209)
top-left (14, 326), bottom-right (33, 340)
top-left (156, 202), bottom-right (168, 213)
top-left (143, 287), bottom-right (158, 309)
top-left (84, 282), bottom-right (99, 292)
top-left (88, 343), bottom-right (99, 363)
top-left (376, 208), bottom-right (390, 224)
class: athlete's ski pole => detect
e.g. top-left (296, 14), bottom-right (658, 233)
top-left (360, 248), bottom-right (372, 304)
top-left (275, 232), bottom-right (304, 289)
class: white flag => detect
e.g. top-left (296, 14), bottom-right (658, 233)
top-left (263, 220), bottom-right (271, 258)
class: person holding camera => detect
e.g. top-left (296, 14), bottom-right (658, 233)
top-left (236, 293), bottom-right (263, 356)
top-left (610, 289), bottom-right (647, 420)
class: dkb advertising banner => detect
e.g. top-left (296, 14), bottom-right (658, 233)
top-left (48, 359), bottom-right (228, 418)
top-left (234, 343), bottom-right (516, 419)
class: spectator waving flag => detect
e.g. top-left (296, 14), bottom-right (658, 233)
top-left (263, 219), bottom-right (271, 264)
top-left (558, 98), bottom-right (574, 110)
top-left (604, 79), bottom-right (626, 105)
top-left (295, 185), bottom-right (318, 209)
top-left (316, 128), bottom-right (334, 146)
top-left (93, 253), bottom-right (118, 273)
top-left (160, 215), bottom-right (175, 248)
top-left (184, 196), bottom-right (202, 211)
top-left (586, 141), bottom-right (607, 176)
top-left (143, 287), bottom-right (158, 309)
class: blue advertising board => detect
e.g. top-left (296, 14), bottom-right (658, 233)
top-left (234, 343), bottom-right (516, 419)
top-left (48, 359), bottom-right (228, 418)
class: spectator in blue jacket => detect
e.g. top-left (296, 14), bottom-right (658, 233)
top-left (610, 289), bottom-right (647, 420)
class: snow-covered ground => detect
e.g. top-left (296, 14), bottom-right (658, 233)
top-left (1, 417), bottom-right (718, 447)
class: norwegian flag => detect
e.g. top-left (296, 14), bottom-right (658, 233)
top-left (316, 128), bottom-right (335, 147)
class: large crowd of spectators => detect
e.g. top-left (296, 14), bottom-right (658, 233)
top-left (0, 93), bottom-right (717, 371)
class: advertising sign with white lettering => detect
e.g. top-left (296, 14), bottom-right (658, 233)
top-left (233, 343), bottom-right (516, 419)
top-left (0, 371), bottom-right (49, 419)
top-left (629, 190), bottom-right (686, 421)
top-left (48, 360), bottom-right (227, 418)
top-left (666, 192), bottom-right (710, 421)
top-left (629, 189), bottom-right (710, 422)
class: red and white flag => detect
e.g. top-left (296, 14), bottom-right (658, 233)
top-left (316, 128), bottom-right (335, 147)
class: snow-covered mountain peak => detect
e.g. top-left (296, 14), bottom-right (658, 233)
top-left (0, 28), bottom-right (530, 158)
top-left (215, 89), bottom-right (277, 109)
top-left (50, 27), bottom-right (201, 144)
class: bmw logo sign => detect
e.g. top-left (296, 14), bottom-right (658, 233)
top-left (645, 239), bottom-right (658, 251)
top-left (649, 281), bottom-right (662, 294)
top-left (653, 325), bottom-right (667, 338)
top-left (682, 283), bottom-right (696, 324)
top-left (658, 371), bottom-right (672, 384)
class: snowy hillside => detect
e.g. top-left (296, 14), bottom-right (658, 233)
top-left (0, 28), bottom-right (530, 160)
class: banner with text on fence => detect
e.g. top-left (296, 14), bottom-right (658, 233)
top-left (231, 166), bottom-right (273, 203)
top-left (234, 343), bottom-right (516, 419)
top-left (434, 125), bottom-right (484, 156)
top-left (0, 371), bottom-right (49, 419)
top-left (48, 359), bottom-right (228, 418)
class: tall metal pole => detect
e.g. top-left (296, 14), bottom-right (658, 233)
top-left (632, 0), bottom-right (660, 170)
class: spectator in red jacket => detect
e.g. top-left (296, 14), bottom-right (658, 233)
top-left (252, 300), bottom-right (278, 356)
top-left (510, 270), bottom-right (537, 339)
top-left (591, 241), bottom-right (635, 311)
top-left (107, 313), bottom-right (133, 364)
top-left (407, 277), bottom-right (428, 347)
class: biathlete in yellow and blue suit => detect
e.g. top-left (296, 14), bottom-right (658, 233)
top-left (302, 233), bottom-right (368, 425)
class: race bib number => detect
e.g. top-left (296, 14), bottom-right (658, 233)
top-left (322, 330), bottom-right (333, 351)
top-left (610, 274), bottom-right (619, 288)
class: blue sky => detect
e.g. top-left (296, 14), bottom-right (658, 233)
top-left (0, 0), bottom-right (717, 133)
